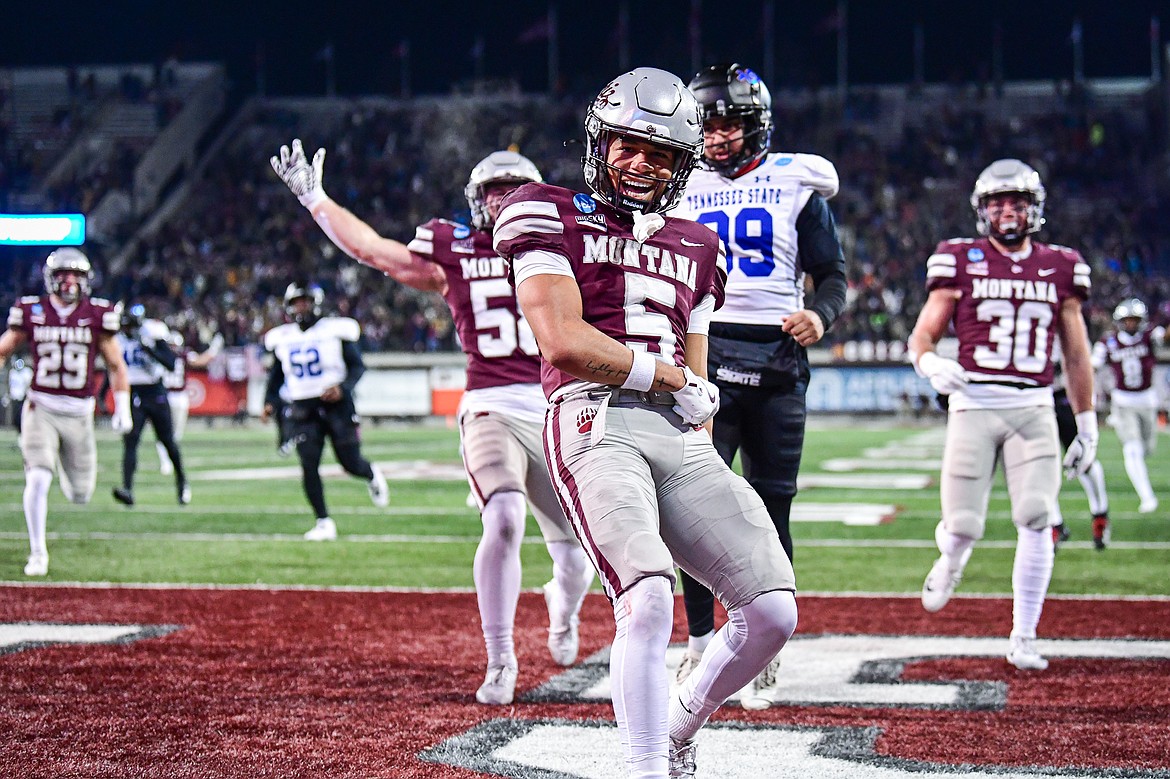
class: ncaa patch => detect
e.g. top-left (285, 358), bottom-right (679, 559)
top-left (967, 248), bottom-right (985, 262)
top-left (573, 193), bottom-right (598, 214)
top-left (452, 224), bottom-right (471, 239)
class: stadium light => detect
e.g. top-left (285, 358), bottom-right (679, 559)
top-left (0, 213), bottom-right (86, 245)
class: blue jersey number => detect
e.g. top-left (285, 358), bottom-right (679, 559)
top-left (697, 208), bottom-right (775, 277)
top-left (288, 347), bottom-right (322, 378)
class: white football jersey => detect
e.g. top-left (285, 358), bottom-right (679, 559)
top-left (119, 319), bottom-right (172, 386)
top-left (263, 317), bottom-right (360, 401)
top-left (673, 152), bottom-right (839, 325)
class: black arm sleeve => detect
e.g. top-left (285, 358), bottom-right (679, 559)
top-left (796, 193), bottom-right (848, 332)
top-left (142, 340), bottom-right (178, 371)
top-left (263, 355), bottom-right (285, 408)
top-left (340, 340), bottom-right (366, 396)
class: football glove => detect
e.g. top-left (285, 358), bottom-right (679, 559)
top-left (1062, 411), bottom-right (1099, 479)
top-left (916, 351), bottom-right (968, 395)
top-left (671, 366), bottom-right (720, 426)
top-left (271, 139), bottom-right (327, 209)
top-left (111, 390), bottom-right (132, 434)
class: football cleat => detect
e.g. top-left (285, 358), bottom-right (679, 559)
top-left (1007, 634), bottom-right (1049, 671)
top-left (178, 482), bottom-right (191, 506)
top-left (304, 517), bottom-right (337, 541)
top-left (1051, 523), bottom-right (1070, 551)
top-left (24, 553), bottom-right (49, 577)
top-left (543, 580), bottom-right (580, 666)
top-left (668, 737), bottom-right (698, 778)
top-left (922, 556), bottom-right (965, 613)
top-left (367, 466), bottom-right (390, 508)
top-left (1092, 514), bottom-right (1111, 550)
top-left (674, 649), bottom-right (703, 687)
top-left (1138, 497), bottom-right (1158, 515)
top-left (475, 662), bottom-right (518, 705)
top-left (741, 653), bottom-right (782, 710)
top-left (112, 487), bottom-right (135, 506)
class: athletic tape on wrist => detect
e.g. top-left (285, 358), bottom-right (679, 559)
top-left (621, 350), bottom-right (657, 392)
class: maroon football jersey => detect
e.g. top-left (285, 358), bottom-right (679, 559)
top-left (493, 183), bottom-right (727, 396)
top-left (925, 237), bottom-right (1089, 388)
top-left (1097, 327), bottom-right (1158, 392)
top-left (407, 219), bottom-right (541, 391)
top-left (7, 295), bottom-right (120, 398)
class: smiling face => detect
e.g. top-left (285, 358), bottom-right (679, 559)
top-left (603, 135), bottom-right (678, 207)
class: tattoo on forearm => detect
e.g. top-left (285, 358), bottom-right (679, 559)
top-left (585, 360), bottom-right (628, 382)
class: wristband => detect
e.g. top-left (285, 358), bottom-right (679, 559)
top-left (1074, 410), bottom-right (1098, 438)
top-left (621, 350), bottom-right (657, 392)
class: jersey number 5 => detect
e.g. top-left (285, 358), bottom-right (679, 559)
top-left (697, 208), bottom-right (775, 277)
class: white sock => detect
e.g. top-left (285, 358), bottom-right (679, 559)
top-left (611, 576), bottom-right (673, 778)
top-left (23, 467), bottom-right (53, 558)
top-left (687, 630), bottom-right (714, 656)
top-left (474, 490), bottom-right (526, 667)
top-left (156, 441), bottom-right (172, 470)
top-left (1011, 526), bottom-right (1053, 640)
top-left (935, 521), bottom-right (975, 572)
top-left (546, 539), bottom-right (592, 629)
top-left (1122, 441), bottom-right (1156, 503)
top-left (1078, 460), bottom-right (1109, 515)
top-left (670, 590), bottom-right (797, 742)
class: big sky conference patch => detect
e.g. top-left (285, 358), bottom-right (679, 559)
top-left (0, 588), bottom-right (1167, 778)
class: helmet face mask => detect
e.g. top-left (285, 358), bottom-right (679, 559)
top-left (43, 248), bottom-right (94, 304)
top-left (464, 151), bottom-right (543, 230)
top-left (283, 282), bottom-right (324, 330)
top-left (688, 63), bottom-right (773, 177)
top-left (583, 67), bottom-right (703, 215)
top-left (1112, 298), bottom-right (1148, 334)
top-left (970, 159), bottom-right (1046, 245)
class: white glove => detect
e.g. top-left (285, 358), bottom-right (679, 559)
top-left (632, 210), bottom-right (666, 243)
top-left (1062, 411), bottom-right (1099, 479)
top-left (206, 333), bottom-right (225, 357)
top-left (111, 390), bottom-right (132, 434)
top-left (916, 351), bottom-right (968, 395)
top-left (270, 139), bottom-right (327, 209)
top-left (671, 366), bottom-right (720, 426)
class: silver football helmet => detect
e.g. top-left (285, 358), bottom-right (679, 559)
top-left (1113, 298), bottom-right (1148, 325)
top-left (464, 151), bottom-right (543, 230)
top-left (583, 67), bottom-right (704, 214)
top-left (970, 159), bottom-right (1046, 241)
top-left (43, 247), bottom-right (94, 303)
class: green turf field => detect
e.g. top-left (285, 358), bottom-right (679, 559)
top-left (2, 417), bottom-right (1167, 594)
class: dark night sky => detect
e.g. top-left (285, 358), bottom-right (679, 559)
top-left (3, 1), bottom-right (1167, 97)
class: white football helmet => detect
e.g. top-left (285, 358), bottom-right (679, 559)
top-left (43, 247), bottom-right (94, 303)
top-left (1113, 298), bottom-right (1148, 326)
top-left (970, 159), bottom-right (1046, 241)
top-left (583, 67), bottom-right (704, 214)
top-left (464, 151), bottom-right (543, 230)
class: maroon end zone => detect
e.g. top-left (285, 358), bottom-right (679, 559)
top-left (1, 588), bottom-right (1168, 778)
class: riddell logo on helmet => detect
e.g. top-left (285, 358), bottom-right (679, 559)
top-left (576, 407), bottom-right (596, 434)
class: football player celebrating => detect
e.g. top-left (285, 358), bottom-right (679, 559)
top-left (908, 159), bottom-right (1097, 671)
top-left (0, 248), bottom-right (132, 576)
top-left (261, 282), bottom-right (389, 541)
top-left (494, 67), bottom-right (798, 778)
top-left (113, 304), bottom-right (190, 506)
top-left (669, 62), bottom-right (847, 708)
top-left (270, 144), bottom-right (592, 706)
top-left (1093, 298), bottom-right (1168, 515)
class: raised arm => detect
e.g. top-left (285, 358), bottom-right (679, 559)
top-left (270, 139), bottom-right (446, 293)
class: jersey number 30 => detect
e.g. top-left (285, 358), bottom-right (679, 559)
top-left (973, 300), bottom-right (1053, 374)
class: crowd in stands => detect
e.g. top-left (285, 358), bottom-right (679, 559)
top-left (3, 81), bottom-right (1168, 359)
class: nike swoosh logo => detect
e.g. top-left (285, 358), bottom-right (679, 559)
top-left (707, 390), bottom-right (717, 403)
top-left (1038, 268), bottom-right (1056, 276)
top-left (680, 238), bottom-right (703, 247)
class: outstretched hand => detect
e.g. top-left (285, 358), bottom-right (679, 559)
top-left (270, 139), bottom-right (327, 208)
